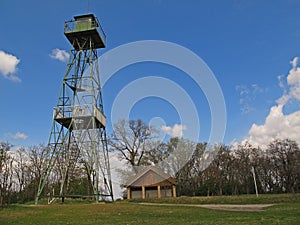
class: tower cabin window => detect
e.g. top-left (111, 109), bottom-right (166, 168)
top-left (75, 17), bottom-right (98, 31)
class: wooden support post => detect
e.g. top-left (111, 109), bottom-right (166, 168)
top-left (172, 185), bottom-right (176, 197)
top-left (142, 186), bottom-right (145, 199)
top-left (127, 187), bottom-right (131, 200)
top-left (157, 185), bottom-right (161, 198)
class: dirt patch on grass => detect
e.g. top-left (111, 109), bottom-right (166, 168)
top-left (198, 204), bottom-right (274, 211)
top-left (138, 203), bottom-right (274, 212)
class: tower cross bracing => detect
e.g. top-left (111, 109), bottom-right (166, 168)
top-left (35, 14), bottom-right (113, 204)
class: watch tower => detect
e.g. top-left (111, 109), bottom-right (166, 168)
top-left (35, 14), bottom-right (113, 204)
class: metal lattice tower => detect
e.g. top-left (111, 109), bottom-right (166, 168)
top-left (35, 14), bottom-right (113, 204)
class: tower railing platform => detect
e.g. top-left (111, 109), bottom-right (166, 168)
top-left (54, 104), bottom-right (106, 130)
top-left (64, 14), bottom-right (106, 49)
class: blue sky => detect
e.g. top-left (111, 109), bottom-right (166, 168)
top-left (1, 0), bottom-right (300, 148)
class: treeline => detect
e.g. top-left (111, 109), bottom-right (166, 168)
top-left (1, 119), bottom-right (300, 206)
top-left (0, 143), bottom-right (92, 206)
top-left (109, 119), bottom-right (300, 197)
top-left (0, 143), bottom-right (44, 205)
top-left (177, 139), bottom-right (300, 196)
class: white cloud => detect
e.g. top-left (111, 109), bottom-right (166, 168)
top-left (245, 57), bottom-right (300, 148)
top-left (247, 105), bottom-right (300, 148)
top-left (49, 48), bottom-right (69, 62)
top-left (277, 74), bottom-right (286, 89)
top-left (161, 124), bottom-right (186, 137)
top-left (290, 57), bottom-right (299, 68)
top-left (9, 132), bottom-right (28, 140)
top-left (0, 50), bottom-right (21, 82)
top-left (251, 84), bottom-right (266, 94)
top-left (236, 84), bottom-right (249, 95)
top-left (276, 57), bottom-right (300, 105)
top-left (236, 84), bottom-right (267, 114)
top-left (287, 61), bottom-right (300, 101)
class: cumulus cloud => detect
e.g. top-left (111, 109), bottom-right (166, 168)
top-left (290, 57), bottom-right (299, 68)
top-left (277, 74), bottom-right (286, 89)
top-left (246, 57), bottom-right (300, 148)
top-left (287, 57), bottom-right (300, 100)
top-left (9, 132), bottom-right (28, 140)
top-left (161, 124), bottom-right (186, 137)
top-left (0, 50), bottom-right (21, 82)
top-left (247, 105), bottom-right (300, 148)
top-left (276, 57), bottom-right (300, 105)
top-left (49, 48), bottom-right (69, 62)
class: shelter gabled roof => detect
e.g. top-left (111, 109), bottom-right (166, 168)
top-left (125, 166), bottom-right (176, 187)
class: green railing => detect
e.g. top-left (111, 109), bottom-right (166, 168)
top-left (64, 18), bottom-right (106, 44)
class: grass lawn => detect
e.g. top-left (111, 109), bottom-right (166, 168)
top-left (1, 194), bottom-right (300, 225)
top-left (128, 193), bottom-right (300, 204)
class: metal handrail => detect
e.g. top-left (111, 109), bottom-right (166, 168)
top-left (64, 19), bottom-right (106, 43)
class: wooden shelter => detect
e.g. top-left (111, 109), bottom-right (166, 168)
top-left (125, 166), bottom-right (177, 199)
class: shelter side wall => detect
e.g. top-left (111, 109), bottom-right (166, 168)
top-left (131, 190), bottom-right (142, 199)
top-left (161, 188), bottom-right (172, 197)
top-left (146, 189), bottom-right (157, 198)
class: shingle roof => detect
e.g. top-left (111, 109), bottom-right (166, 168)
top-left (125, 165), bottom-right (176, 187)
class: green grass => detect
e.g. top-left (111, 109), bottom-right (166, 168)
top-left (128, 193), bottom-right (300, 204)
top-left (1, 194), bottom-right (300, 225)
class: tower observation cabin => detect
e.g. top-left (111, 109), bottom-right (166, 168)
top-left (64, 14), bottom-right (106, 50)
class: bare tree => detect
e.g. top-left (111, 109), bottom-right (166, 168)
top-left (213, 144), bottom-right (233, 195)
top-left (109, 119), bottom-right (157, 172)
top-left (28, 145), bottom-right (47, 181)
top-left (233, 142), bottom-right (256, 194)
top-left (267, 139), bottom-right (300, 193)
top-left (27, 144), bottom-right (48, 199)
top-left (13, 147), bottom-right (30, 202)
top-left (0, 142), bottom-right (14, 206)
top-left (164, 137), bottom-right (196, 177)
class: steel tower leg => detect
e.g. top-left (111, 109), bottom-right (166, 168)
top-left (35, 37), bottom-right (113, 204)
